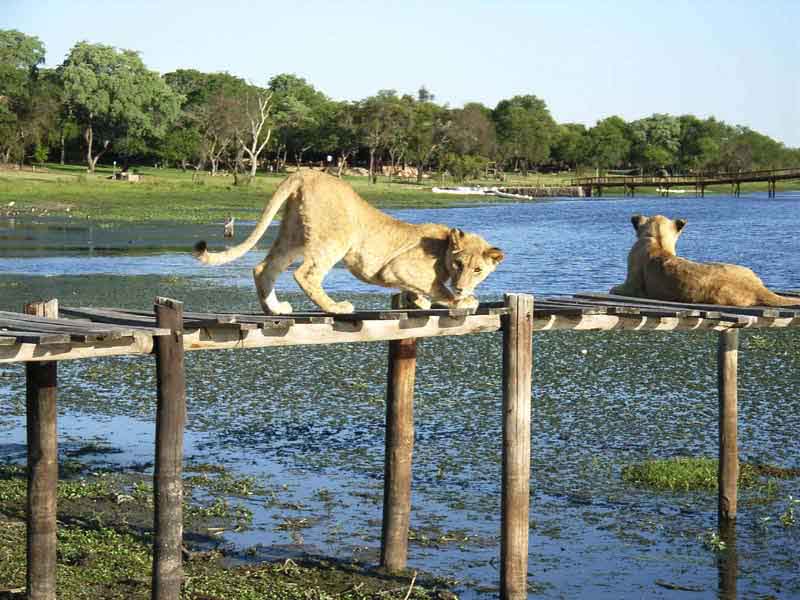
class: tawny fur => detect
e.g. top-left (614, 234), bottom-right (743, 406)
top-left (610, 214), bottom-right (798, 307)
top-left (193, 170), bottom-right (504, 314)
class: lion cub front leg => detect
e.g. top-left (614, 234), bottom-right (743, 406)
top-left (294, 258), bottom-right (354, 314)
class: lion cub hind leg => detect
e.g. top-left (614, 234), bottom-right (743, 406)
top-left (253, 243), bottom-right (302, 315)
top-left (294, 253), bottom-right (354, 314)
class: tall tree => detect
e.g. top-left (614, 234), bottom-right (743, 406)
top-left (551, 123), bottom-right (588, 169)
top-left (447, 102), bottom-right (496, 158)
top-left (629, 113), bottom-right (681, 172)
top-left (0, 29), bottom-right (47, 163)
top-left (493, 94), bottom-right (556, 173)
top-left (587, 116), bottom-right (631, 169)
top-left (269, 74), bottom-right (328, 169)
top-left (59, 42), bottom-right (182, 171)
top-left (406, 98), bottom-right (450, 182)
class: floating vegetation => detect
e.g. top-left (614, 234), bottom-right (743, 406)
top-left (621, 457), bottom-right (800, 491)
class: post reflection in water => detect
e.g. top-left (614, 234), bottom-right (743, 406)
top-left (718, 519), bottom-right (738, 600)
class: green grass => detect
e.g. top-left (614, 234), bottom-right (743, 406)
top-left (0, 163), bottom-right (574, 224)
top-left (621, 457), bottom-right (800, 492)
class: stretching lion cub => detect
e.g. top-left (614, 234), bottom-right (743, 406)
top-left (610, 214), bottom-right (797, 307)
top-left (194, 171), bottom-right (504, 314)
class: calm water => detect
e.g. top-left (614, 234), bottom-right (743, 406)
top-left (1, 192), bottom-right (799, 598)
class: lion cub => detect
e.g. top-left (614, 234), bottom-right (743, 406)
top-left (194, 171), bottom-right (504, 314)
top-left (610, 214), bottom-right (797, 307)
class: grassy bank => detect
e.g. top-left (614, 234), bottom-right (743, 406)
top-left (1, 164), bottom-right (794, 224)
top-left (0, 164), bottom-right (573, 224)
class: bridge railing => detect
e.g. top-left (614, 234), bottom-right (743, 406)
top-left (571, 167), bottom-right (800, 187)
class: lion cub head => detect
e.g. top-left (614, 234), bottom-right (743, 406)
top-left (630, 214), bottom-right (687, 256)
top-left (445, 228), bottom-right (504, 299)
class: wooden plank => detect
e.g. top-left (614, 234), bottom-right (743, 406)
top-left (575, 292), bottom-right (797, 318)
top-left (0, 317), bottom-right (133, 342)
top-left (0, 329), bottom-right (71, 345)
top-left (0, 336), bottom-right (17, 346)
top-left (718, 330), bottom-right (739, 526)
top-left (60, 307), bottom-right (171, 335)
top-left (501, 294), bottom-right (533, 600)
top-left (381, 294), bottom-right (416, 573)
top-left (0, 333), bottom-right (155, 364)
top-left (24, 299), bottom-right (58, 600)
top-left (182, 313), bottom-right (505, 352)
top-left (546, 296), bottom-right (704, 318)
top-left (152, 297), bottom-right (186, 600)
top-left (0, 310), bottom-right (92, 326)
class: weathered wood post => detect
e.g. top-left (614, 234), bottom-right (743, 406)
top-left (717, 329), bottom-right (739, 526)
top-left (25, 299), bottom-right (59, 600)
top-left (380, 293), bottom-right (416, 572)
top-left (501, 293), bottom-right (534, 600)
top-left (152, 297), bottom-right (187, 600)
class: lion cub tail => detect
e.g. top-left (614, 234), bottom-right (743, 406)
top-left (193, 173), bottom-right (303, 266)
top-left (759, 289), bottom-right (800, 307)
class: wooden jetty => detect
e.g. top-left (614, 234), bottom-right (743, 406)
top-left (3, 292), bottom-right (800, 599)
top-left (572, 166), bottom-right (800, 197)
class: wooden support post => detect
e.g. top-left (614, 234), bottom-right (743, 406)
top-left (718, 329), bottom-right (739, 525)
top-left (152, 297), bottom-right (187, 600)
top-left (501, 293), bottom-right (534, 600)
top-left (380, 293), bottom-right (416, 572)
top-left (25, 299), bottom-right (59, 600)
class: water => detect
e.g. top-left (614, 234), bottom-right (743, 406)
top-left (1, 192), bottom-right (799, 598)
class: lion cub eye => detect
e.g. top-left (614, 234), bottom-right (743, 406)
top-left (473, 267), bottom-right (482, 274)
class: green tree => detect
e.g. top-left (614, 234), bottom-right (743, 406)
top-left (447, 102), bottom-right (496, 159)
top-left (586, 116), bottom-right (631, 169)
top-left (359, 90), bottom-right (410, 183)
top-left (493, 94), bottom-right (556, 173)
top-left (319, 100), bottom-right (361, 176)
top-left (629, 113), bottom-right (681, 173)
top-left (0, 29), bottom-right (47, 163)
top-left (406, 97), bottom-right (450, 183)
top-left (60, 42), bottom-right (182, 171)
top-left (551, 123), bottom-right (588, 169)
top-left (269, 74), bottom-right (329, 169)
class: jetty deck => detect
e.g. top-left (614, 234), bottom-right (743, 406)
top-left (5, 293), bottom-right (800, 600)
top-left (572, 166), bottom-right (800, 197)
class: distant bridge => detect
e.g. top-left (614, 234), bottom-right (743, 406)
top-left (571, 167), bottom-right (800, 197)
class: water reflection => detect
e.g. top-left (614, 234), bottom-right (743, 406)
top-left (717, 519), bottom-right (738, 600)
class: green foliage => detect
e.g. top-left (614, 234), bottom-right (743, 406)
top-left (587, 116), bottom-right (631, 169)
top-left (59, 42), bottom-right (182, 170)
top-left (494, 94), bottom-right (557, 171)
top-left (441, 153), bottom-right (489, 182)
top-left (622, 457), bottom-right (799, 492)
top-left (2, 29), bottom-right (797, 175)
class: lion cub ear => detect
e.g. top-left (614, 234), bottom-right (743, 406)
top-left (631, 214), bottom-right (647, 231)
top-left (675, 218), bottom-right (687, 232)
top-left (485, 247), bottom-right (505, 265)
top-left (449, 228), bottom-right (465, 253)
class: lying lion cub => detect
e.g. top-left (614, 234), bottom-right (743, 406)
top-left (610, 214), bottom-right (797, 307)
top-left (194, 170), bottom-right (504, 314)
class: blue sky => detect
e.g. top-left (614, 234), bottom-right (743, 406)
top-left (4, 0), bottom-right (799, 146)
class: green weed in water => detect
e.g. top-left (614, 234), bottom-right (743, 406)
top-left (621, 457), bottom-right (799, 492)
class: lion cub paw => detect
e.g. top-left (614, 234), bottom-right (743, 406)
top-left (452, 295), bottom-right (479, 310)
top-left (263, 301), bottom-right (293, 315)
top-left (404, 292), bottom-right (431, 310)
top-left (327, 301), bottom-right (355, 314)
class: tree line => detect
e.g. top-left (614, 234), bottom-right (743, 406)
top-left (2, 29), bottom-right (798, 182)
